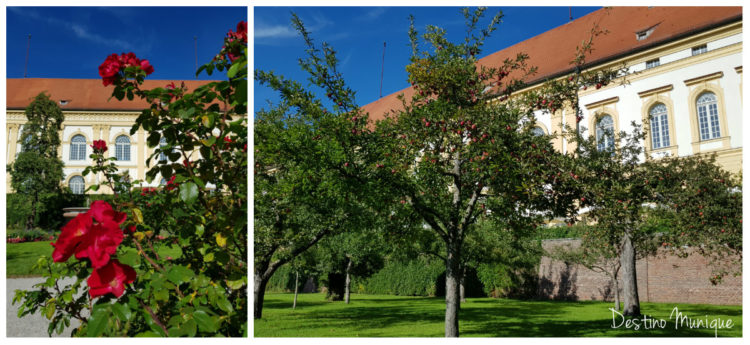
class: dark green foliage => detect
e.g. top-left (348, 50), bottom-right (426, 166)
top-left (8, 92), bottom-right (66, 230)
top-left (359, 258), bottom-right (444, 296)
top-left (265, 265), bottom-right (318, 293)
top-left (84, 194), bottom-right (117, 205)
top-left (6, 193), bottom-right (32, 229)
top-left (6, 192), bottom-right (85, 230)
top-left (535, 224), bottom-right (586, 240)
top-left (6, 228), bottom-right (52, 241)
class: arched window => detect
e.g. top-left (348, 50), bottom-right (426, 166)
top-left (69, 176), bottom-right (85, 194)
top-left (697, 92), bottom-right (721, 140)
top-left (70, 135), bottom-right (87, 160)
top-left (115, 135), bottom-right (131, 161)
top-left (159, 137), bottom-right (169, 162)
top-left (531, 126), bottom-right (545, 136)
top-left (595, 115), bottom-right (615, 151)
top-left (649, 103), bottom-right (670, 149)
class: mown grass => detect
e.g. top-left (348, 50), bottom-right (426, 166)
top-left (6, 241), bottom-right (53, 277)
top-left (255, 293), bottom-right (742, 337)
top-left (7, 241), bottom-right (182, 278)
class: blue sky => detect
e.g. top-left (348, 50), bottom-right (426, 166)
top-left (6, 7), bottom-right (247, 81)
top-left (254, 6), bottom-right (601, 113)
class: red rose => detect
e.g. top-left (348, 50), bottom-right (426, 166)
top-left (102, 76), bottom-right (117, 86)
top-left (51, 212), bottom-right (93, 263)
top-left (91, 139), bottom-right (107, 152)
top-left (87, 259), bottom-right (136, 298)
top-left (75, 220), bottom-right (124, 268)
top-left (121, 52), bottom-right (138, 66)
top-left (139, 59), bottom-right (154, 75)
top-left (89, 200), bottom-right (127, 225)
top-left (165, 175), bottom-right (177, 191)
top-left (98, 54), bottom-right (121, 79)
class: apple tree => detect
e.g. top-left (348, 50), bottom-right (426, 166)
top-left (361, 8), bottom-right (586, 336)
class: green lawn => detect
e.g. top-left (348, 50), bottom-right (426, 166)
top-left (255, 293), bottom-right (742, 337)
top-left (6, 241), bottom-right (53, 277)
top-left (7, 241), bottom-right (182, 278)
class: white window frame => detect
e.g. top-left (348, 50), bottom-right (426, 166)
top-left (696, 92), bottom-right (721, 141)
top-left (595, 115), bottom-right (615, 151)
top-left (649, 103), bottom-right (670, 149)
top-left (645, 58), bottom-right (660, 69)
top-left (70, 135), bottom-right (87, 160)
top-left (69, 176), bottom-right (85, 194)
top-left (691, 44), bottom-right (707, 56)
top-left (115, 135), bottom-right (131, 161)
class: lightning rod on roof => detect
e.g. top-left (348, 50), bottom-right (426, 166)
top-left (194, 36), bottom-right (198, 79)
top-left (24, 34), bottom-right (31, 78)
top-left (569, 7), bottom-right (573, 22)
top-left (380, 42), bottom-right (386, 99)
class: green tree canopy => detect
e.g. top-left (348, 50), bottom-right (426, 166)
top-left (9, 92), bottom-right (65, 230)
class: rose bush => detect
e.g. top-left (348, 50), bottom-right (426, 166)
top-left (14, 21), bottom-right (247, 337)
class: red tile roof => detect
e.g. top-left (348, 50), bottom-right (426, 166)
top-left (7, 78), bottom-right (218, 111)
top-left (362, 6), bottom-right (741, 121)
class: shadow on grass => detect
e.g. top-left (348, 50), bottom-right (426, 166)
top-left (258, 294), bottom-right (741, 337)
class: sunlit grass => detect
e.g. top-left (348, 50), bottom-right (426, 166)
top-left (255, 293), bottom-right (741, 337)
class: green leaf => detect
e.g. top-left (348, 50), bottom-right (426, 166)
top-left (167, 265), bottom-right (195, 285)
top-left (44, 300), bottom-right (56, 320)
top-left (181, 319), bottom-right (197, 337)
top-left (216, 296), bottom-right (233, 313)
top-left (179, 182), bottom-right (199, 205)
top-left (233, 81), bottom-right (247, 106)
top-left (135, 331), bottom-right (161, 337)
top-left (132, 208), bottom-right (143, 224)
top-left (160, 165), bottom-right (173, 179)
top-left (193, 310), bottom-right (218, 333)
top-left (111, 302), bottom-right (132, 322)
top-left (227, 63), bottom-right (241, 78)
top-left (61, 290), bottom-right (73, 303)
top-left (147, 131), bottom-right (161, 148)
top-left (226, 278), bottom-right (245, 290)
top-left (87, 304), bottom-right (110, 336)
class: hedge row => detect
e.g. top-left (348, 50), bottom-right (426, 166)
top-left (356, 258), bottom-right (445, 296)
top-left (265, 265), bottom-right (317, 293)
top-left (6, 192), bottom-right (86, 230)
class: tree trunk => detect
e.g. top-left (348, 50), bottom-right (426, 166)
top-left (444, 240), bottom-right (460, 337)
top-left (293, 271), bottom-right (299, 309)
top-left (254, 271), bottom-right (269, 319)
top-left (459, 266), bottom-right (466, 304)
top-left (344, 257), bottom-right (353, 304)
top-left (620, 232), bottom-right (640, 316)
top-left (27, 193), bottom-right (38, 230)
top-left (614, 278), bottom-right (620, 311)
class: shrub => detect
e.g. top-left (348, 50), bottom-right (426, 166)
top-left (359, 258), bottom-right (444, 296)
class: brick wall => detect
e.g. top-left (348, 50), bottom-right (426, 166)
top-left (537, 238), bottom-right (742, 305)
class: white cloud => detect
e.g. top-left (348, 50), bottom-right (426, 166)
top-left (254, 24), bottom-right (297, 39)
top-left (361, 7), bottom-right (387, 21)
top-left (9, 7), bottom-right (142, 51)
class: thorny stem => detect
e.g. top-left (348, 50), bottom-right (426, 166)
top-left (137, 298), bottom-right (169, 336)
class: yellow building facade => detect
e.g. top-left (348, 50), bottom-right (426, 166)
top-left (6, 78), bottom-right (216, 194)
